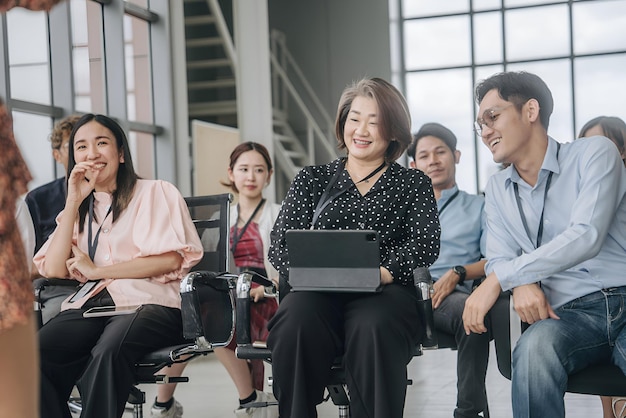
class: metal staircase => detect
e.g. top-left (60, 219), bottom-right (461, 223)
top-left (184, 0), bottom-right (238, 127)
top-left (183, 0), bottom-right (339, 196)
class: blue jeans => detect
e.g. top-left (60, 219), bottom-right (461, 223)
top-left (512, 286), bottom-right (626, 418)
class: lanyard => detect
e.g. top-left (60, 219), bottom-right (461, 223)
top-left (231, 198), bottom-right (266, 253)
top-left (311, 159), bottom-right (386, 227)
top-left (513, 143), bottom-right (560, 249)
top-left (87, 194), bottom-right (112, 261)
top-left (438, 189), bottom-right (459, 216)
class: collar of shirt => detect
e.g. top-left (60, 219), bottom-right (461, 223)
top-left (506, 137), bottom-right (561, 189)
top-left (438, 184), bottom-right (459, 206)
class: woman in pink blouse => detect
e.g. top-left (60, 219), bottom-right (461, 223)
top-left (34, 114), bottom-right (203, 418)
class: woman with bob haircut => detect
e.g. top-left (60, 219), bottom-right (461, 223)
top-left (266, 77), bottom-right (441, 417)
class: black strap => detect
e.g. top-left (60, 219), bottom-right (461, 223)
top-left (231, 198), bottom-right (266, 253)
top-left (438, 189), bottom-right (459, 215)
top-left (70, 194), bottom-right (111, 304)
top-left (311, 159), bottom-right (386, 227)
top-left (88, 194), bottom-right (112, 261)
top-left (513, 143), bottom-right (560, 249)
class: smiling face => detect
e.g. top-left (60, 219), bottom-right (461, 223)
top-left (72, 120), bottom-right (124, 192)
top-left (477, 89), bottom-right (534, 165)
top-left (343, 95), bottom-right (389, 165)
top-left (227, 149), bottom-right (272, 200)
top-left (410, 135), bottom-right (459, 194)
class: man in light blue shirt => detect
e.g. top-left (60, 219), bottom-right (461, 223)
top-left (409, 123), bottom-right (489, 418)
top-left (463, 71), bottom-right (626, 418)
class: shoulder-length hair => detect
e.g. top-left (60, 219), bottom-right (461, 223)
top-left (335, 77), bottom-right (412, 162)
top-left (220, 141), bottom-right (273, 193)
top-left (578, 116), bottom-right (626, 157)
top-left (67, 114), bottom-right (139, 233)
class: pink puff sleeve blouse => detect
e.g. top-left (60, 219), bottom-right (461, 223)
top-left (34, 179), bottom-right (204, 310)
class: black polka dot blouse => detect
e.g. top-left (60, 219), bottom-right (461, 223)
top-left (269, 158), bottom-right (441, 286)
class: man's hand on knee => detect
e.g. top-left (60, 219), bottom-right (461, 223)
top-left (512, 283), bottom-right (560, 324)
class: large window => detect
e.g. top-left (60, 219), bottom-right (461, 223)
top-left (400, 0), bottom-right (626, 193)
top-left (1, 0), bottom-right (180, 191)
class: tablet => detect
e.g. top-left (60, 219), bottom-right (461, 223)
top-left (83, 305), bottom-right (141, 318)
top-left (286, 229), bottom-right (382, 292)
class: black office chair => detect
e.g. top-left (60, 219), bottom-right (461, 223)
top-left (491, 291), bottom-right (626, 399)
top-left (35, 193), bottom-right (234, 418)
top-left (231, 268), bottom-right (440, 417)
top-left (127, 193), bottom-right (235, 417)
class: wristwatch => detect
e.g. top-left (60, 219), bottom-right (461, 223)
top-left (452, 265), bottom-right (467, 285)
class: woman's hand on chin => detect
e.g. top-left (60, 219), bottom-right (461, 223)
top-left (67, 162), bottom-right (101, 203)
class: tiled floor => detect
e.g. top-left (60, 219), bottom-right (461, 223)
top-left (121, 344), bottom-right (602, 418)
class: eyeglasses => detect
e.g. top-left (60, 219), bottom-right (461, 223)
top-left (474, 104), bottom-right (514, 136)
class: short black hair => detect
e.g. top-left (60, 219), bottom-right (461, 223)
top-left (475, 71), bottom-right (554, 130)
top-left (408, 122), bottom-right (457, 160)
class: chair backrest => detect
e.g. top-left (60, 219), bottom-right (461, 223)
top-left (184, 193), bottom-right (233, 273)
top-left (181, 193), bottom-right (236, 347)
top-left (491, 291), bottom-right (626, 396)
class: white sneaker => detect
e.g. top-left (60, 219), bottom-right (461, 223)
top-left (234, 390), bottom-right (278, 418)
top-left (150, 398), bottom-right (183, 418)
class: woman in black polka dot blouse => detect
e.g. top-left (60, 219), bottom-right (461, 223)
top-left (267, 77), bottom-right (441, 418)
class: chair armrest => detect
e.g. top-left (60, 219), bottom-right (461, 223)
top-left (180, 270), bottom-right (236, 348)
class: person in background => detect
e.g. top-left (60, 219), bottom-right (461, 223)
top-left (26, 114), bottom-right (81, 255)
top-left (409, 122), bottom-right (490, 418)
top-left (267, 77), bottom-right (440, 418)
top-left (0, 98), bottom-right (38, 418)
top-left (463, 71), bottom-right (626, 418)
top-left (151, 142), bottom-right (280, 418)
top-left (579, 116), bottom-right (626, 164)
top-left (578, 115), bottom-right (626, 418)
top-left (35, 114), bottom-right (203, 418)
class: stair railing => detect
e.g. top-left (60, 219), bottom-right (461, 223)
top-left (270, 30), bottom-right (338, 167)
top-left (206, 0), bottom-right (237, 72)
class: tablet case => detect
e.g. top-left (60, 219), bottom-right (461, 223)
top-left (286, 229), bottom-right (382, 292)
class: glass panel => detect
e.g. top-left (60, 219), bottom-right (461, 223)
top-left (124, 15), bottom-right (153, 124)
top-left (574, 54), bottom-right (626, 136)
top-left (473, 12), bottom-right (503, 64)
top-left (504, 5), bottom-right (570, 61)
top-left (474, 65), bottom-right (505, 193)
top-left (405, 68), bottom-right (479, 193)
top-left (12, 112), bottom-right (54, 189)
top-left (505, 0), bottom-right (566, 7)
top-left (6, 8), bottom-right (51, 105)
top-left (573, 0), bottom-right (626, 55)
top-left (403, 0), bottom-right (469, 18)
top-left (128, 131), bottom-right (154, 179)
top-left (473, 0), bottom-right (502, 12)
top-left (474, 65), bottom-right (505, 87)
top-left (508, 59), bottom-right (574, 142)
top-left (404, 16), bottom-right (471, 70)
top-left (70, 0), bottom-right (106, 114)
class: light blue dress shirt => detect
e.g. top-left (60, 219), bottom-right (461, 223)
top-left (484, 136), bottom-right (626, 308)
top-left (429, 185), bottom-right (486, 294)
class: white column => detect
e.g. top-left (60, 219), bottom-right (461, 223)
top-left (233, 0), bottom-right (276, 202)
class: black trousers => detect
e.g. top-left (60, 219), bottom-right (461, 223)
top-left (434, 290), bottom-right (491, 418)
top-left (267, 284), bottom-right (421, 418)
top-left (39, 304), bottom-right (186, 418)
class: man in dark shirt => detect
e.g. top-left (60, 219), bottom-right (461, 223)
top-left (26, 115), bottom-right (80, 254)
top-left (26, 115), bottom-right (81, 326)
